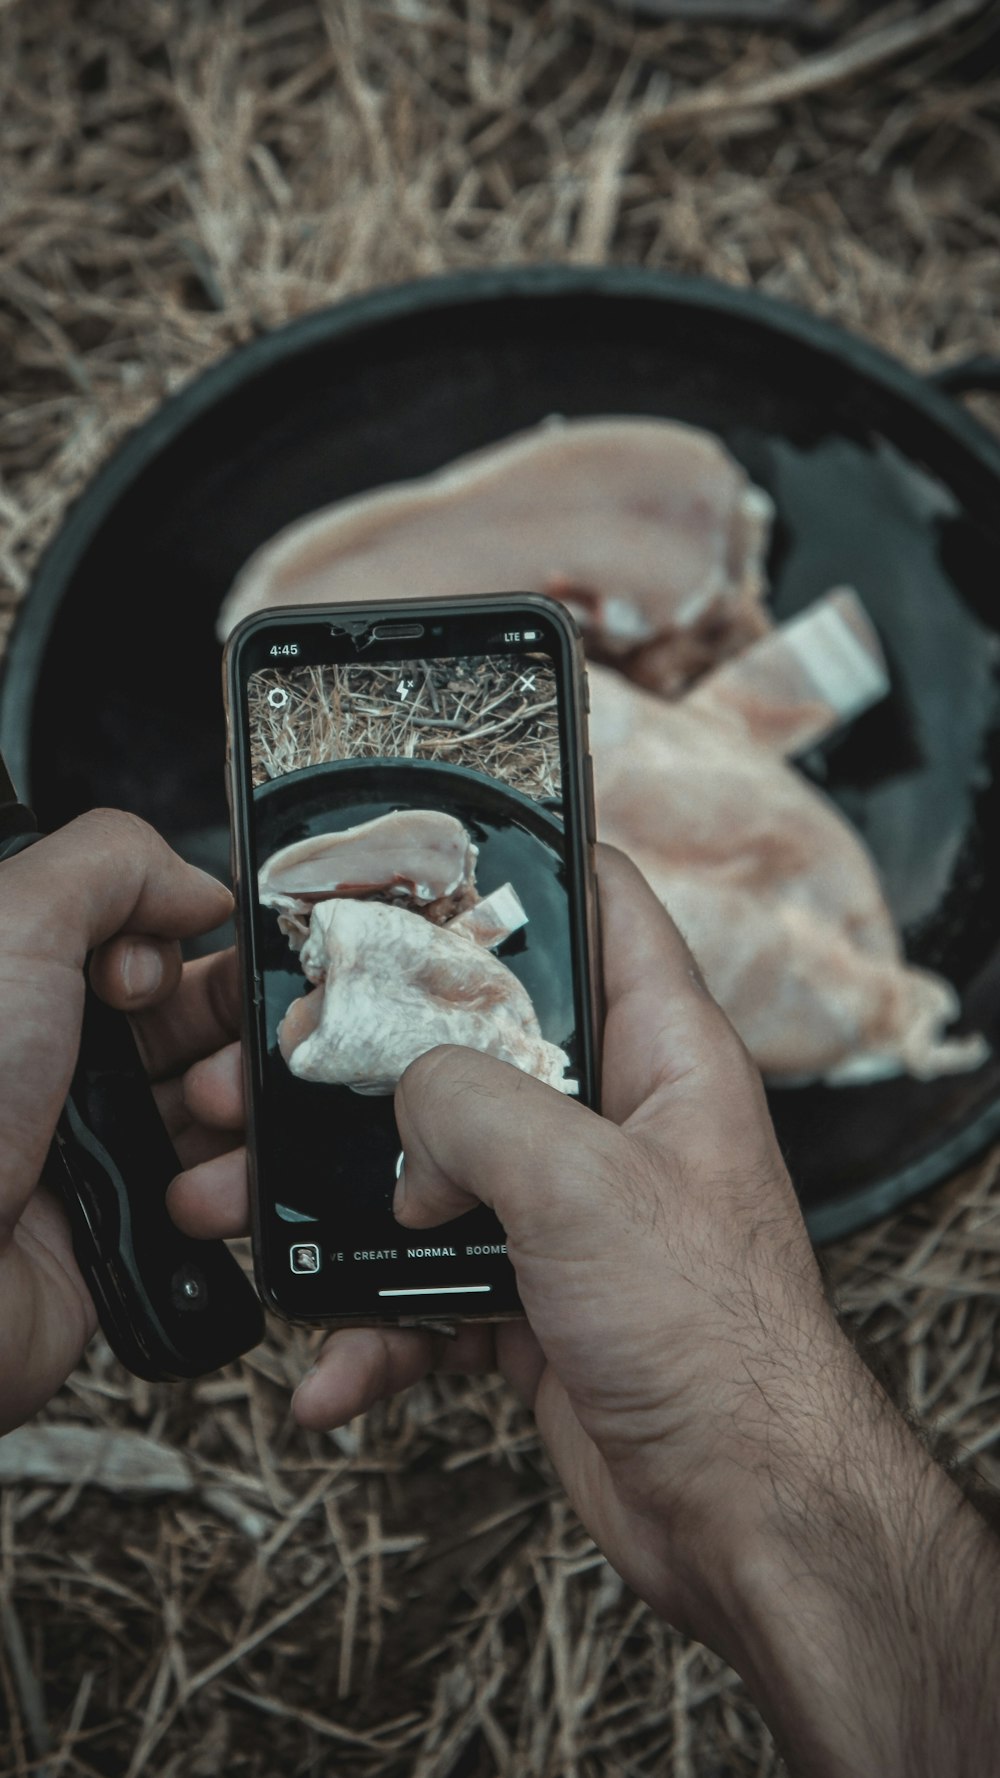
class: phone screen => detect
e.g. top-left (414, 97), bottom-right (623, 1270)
top-left (227, 599), bottom-right (597, 1323)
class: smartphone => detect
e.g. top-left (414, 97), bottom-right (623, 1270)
top-left (224, 594), bottom-right (600, 1326)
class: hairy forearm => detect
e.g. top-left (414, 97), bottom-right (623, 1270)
top-left (702, 1347), bottom-right (1000, 1777)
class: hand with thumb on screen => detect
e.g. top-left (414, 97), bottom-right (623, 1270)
top-left (288, 844), bottom-right (1000, 1778)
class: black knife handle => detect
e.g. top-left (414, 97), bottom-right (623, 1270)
top-left (50, 985), bottom-right (263, 1379)
top-left (2, 826), bottom-right (263, 1380)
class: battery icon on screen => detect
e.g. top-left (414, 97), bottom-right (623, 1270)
top-left (523, 629), bottom-right (541, 641)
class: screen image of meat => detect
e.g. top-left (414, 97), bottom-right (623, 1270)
top-left (227, 414), bottom-right (990, 1088)
top-left (258, 810), bottom-right (571, 1095)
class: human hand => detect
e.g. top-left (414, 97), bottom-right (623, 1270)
top-left (174, 845), bottom-right (1000, 1777)
top-left (0, 810), bottom-right (239, 1434)
top-left (275, 847), bottom-right (852, 1629)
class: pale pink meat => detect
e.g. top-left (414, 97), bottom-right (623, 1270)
top-left (279, 898), bottom-right (569, 1095)
top-left (258, 810), bottom-right (479, 935)
top-left (219, 417), bottom-right (774, 695)
top-left (591, 664), bottom-right (895, 958)
top-left (234, 405), bottom-right (981, 1086)
top-left (591, 665), bottom-right (987, 1083)
top-left (631, 859), bottom-right (984, 1084)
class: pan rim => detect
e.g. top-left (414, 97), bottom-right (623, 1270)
top-left (4, 263), bottom-right (999, 1242)
top-left (4, 262), bottom-right (1000, 797)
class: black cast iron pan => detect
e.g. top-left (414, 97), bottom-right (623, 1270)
top-left (2, 265), bottom-right (1000, 1242)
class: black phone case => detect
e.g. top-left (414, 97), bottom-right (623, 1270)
top-left (224, 592), bottom-right (602, 1329)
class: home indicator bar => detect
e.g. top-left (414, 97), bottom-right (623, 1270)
top-left (378, 1285), bottom-right (492, 1297)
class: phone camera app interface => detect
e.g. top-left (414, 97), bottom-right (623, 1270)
top-left (244, 640), bottom-right (582, 1316)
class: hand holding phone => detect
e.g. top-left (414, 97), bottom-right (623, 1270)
top-left (292, 847), bottom-right (1000, 1778)
top-left (293, 841), bottom-right (823, 1604)
top-left (0, 808), bottom-right (262, 1425)
top-left (224, 594), bottom-right (600, 1326)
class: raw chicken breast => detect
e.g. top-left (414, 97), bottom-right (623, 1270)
top-left (590, 665), bottom-right (987, 1083)
top-left (632, 860), bottom-right (985, 1084)
top-left (258, 809), bottom-right (479, 934)
top-left (591, 664), bottom-right (895, 957)
top-left (233, 400), bottom-right (979, 1088)
top-left (686, 588), bottom-right (890, 757)
top-left (279, 898), bottom-right (569, 1095)
top-left (219, 417), bottom-right (774, 695)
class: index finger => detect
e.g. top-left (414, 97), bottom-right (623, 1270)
top-left (593, 844), bottom-right (731, 1126)
top-left (0, 810), bottom-right (232, 964)
top-left (595, 844), bottom-right (709, 1008)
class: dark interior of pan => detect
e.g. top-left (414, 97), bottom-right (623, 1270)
top-left (3, 266), bottom-right (1000, 1243)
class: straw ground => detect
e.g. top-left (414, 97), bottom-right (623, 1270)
top-left (2, 2), bottom-right (999, 1773)
top-left (249, 659), bottom-right (562, 801)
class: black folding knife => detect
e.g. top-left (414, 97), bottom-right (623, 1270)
top-left (0, 756), bottom-right (263, 1380)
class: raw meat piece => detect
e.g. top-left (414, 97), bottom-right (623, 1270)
top-left (278, 898), bottom-right (569, 1095)
top-left (258, 810), bottom-right (479, 937)
top-left (630, 858), bottom-right (986, 1084)
top-left (686, 588), bottom-right (890, 757)
top-left (232, 405), bottom-right (975, 1086)
top-left (447, 882), bottom-right (528, 949)
top-left (590, 665), bottom-right (987, 1083)
top-left (591, 664), bottom-right (894, 956)
top-left (219, 417), bottom-right (774, 695)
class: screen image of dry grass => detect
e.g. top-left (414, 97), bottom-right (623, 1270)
top-left (248, 657), bottom-right (562, 802)
top-left (2, 2), bottom-right (1000, 1775)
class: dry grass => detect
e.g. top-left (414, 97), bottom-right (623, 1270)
top-left (2, 1), bottom-right (1000, 1773)
top-left (248, 659), bottom-right (562, 800)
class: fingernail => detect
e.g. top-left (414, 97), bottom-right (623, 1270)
top-left (122, 942), bottom-right (163, 999)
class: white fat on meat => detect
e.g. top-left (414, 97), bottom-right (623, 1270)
top-left (258, 810), bottom-right (479, 938)
top-left (278, 898), bottom-right (569, 1095)
top-left (218, 416), bottom-right (774, 695)
top-left (685, 588), bottom-right (890, 757)
top-left (447, 882), bottom-right (528, 948)
top-left (590, 665), bottom-right (987, 1084)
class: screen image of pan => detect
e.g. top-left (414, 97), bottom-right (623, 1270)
top-left (238, 637), bottom-right (589, 1322)
top-left (248, 653), bottom-right (572, 1093)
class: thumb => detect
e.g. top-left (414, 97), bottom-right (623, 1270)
top-left (393, 1045), bottom-right (623, 1253)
